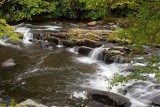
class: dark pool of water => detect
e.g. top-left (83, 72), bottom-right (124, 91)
top-left (0, 44), bottom-right (96, 106)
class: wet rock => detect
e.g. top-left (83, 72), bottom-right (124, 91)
top-left (47, 36), bottom-right (59, 45)
top-left (151, 95), bottom-right (160, 106)
top-left (78, 46), bottom-right (93, 56)
top-left (51, 39), bottom-right (103, 48)
top-left (50, 33), bottom-right (69, 39)
top-left (17, 99), bottom-right (47, 107)
top-left (2, 59), bottom-right (16, 67)
top-left (87, 90), bottom-right (131, 107)
top-left (85, 101), bottom-right (109, 107)
top-left (101, 49), bottom-right (130, 64)
top-left (33, 33), bottom-right (44, 40)
top-left (62, 39), bottom-right (84, 47)
top-left (84, 39), bottom-right (102, 48)
top-left (110, 25), bottom-right (118, 30)
top-left (41, 41), bottom-right (54, 50)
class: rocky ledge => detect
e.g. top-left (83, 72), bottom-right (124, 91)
top-left (86, 89), bottom-right (131, 107)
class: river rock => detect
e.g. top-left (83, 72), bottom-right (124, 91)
top-left (2, 59), bottom-right (16, 67)
top-left (33, 33), bottom-right (44, 40)
top-left (84, 39), bottom-right (102, 48)
top-left (50, 33), bottom-right (68, 39)
top-left (101, 49), bottom-right (129, 64)
top-left (47, 36), bottom-right (59, 45)
top-left (60, 39), bottom-right (102, 48)
top-left (151, 95), bottom-right (160, 106)
top-left (17, 99), bottom-right (47, 107)
top-left (40, 41), bottom-right (54, 50)
top-left (78, 46), bottom-right (93, 56)
top-left (87, 89), bottom-right (131, 107)
top-left (85, 101), bottom-right (109, 107)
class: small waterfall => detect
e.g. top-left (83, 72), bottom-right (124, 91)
top-left (88, 45), bottom-right (104, 61)
top-left (57, 38), bottom-right (63, 48)
top-left (15, 27), bottom-right (33, 45)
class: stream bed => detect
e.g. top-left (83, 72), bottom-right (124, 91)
top-left (0, 21), bottom-right (160, 107)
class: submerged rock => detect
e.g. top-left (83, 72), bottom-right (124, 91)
top-left (87, 89), bottom-right (131, 107)
top-left (2, 59), bottom-right (16, 67)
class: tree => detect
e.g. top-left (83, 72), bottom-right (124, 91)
top-left (0, 18), bottom-right (21, 41)
top-left (79, 0), bottom-right (140, 19)
top-left (111, 1), bottom-right (160, 87)
top-left (0, 0), bottom-right (57, 21)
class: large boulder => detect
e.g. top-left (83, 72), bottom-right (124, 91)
top-left (78, 46), bottom-right (93, 56)
top-left (86, 101), bottom-right (109, 107)
top-left (86, 90), bottom-right (131, 107)
top-left (2, 59), bottom-right (16, 67)
top-left (151, 95), bottom-right (160, 106)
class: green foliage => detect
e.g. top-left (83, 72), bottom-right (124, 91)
top-left (110, 55), bottom-right (160, 87)
top-left (0, 18), bottom-right (21, 41)
top-left (0, 0), bottom-right (141, 21)
top-left (0, 0), bottom-right (57, 21)
top-left (80, 0), bottom-right (140, 19)
top-left (111, 1), bottom-right (160, 87)
top-left (116, 2), bottom-right (160, 46)
top-left (0, 99), bottom-right (16, 107)
top-left (53, 0), bottom-right (86, 19)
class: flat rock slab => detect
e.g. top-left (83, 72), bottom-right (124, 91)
top-left (88, 89), bottom-right (131, 107)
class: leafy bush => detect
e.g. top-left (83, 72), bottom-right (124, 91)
top-left (0, 18), bottom-right (21, 41)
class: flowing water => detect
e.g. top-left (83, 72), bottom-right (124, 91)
top-left (0, 22), bottom-right (159, 107)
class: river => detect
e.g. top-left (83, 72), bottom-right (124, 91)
top-left (0, 21), bottom-right (159, 107)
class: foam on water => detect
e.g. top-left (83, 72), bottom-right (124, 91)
top-left (76, 57), bottom-right (96, 64)
top-left (34, 25), bottom-right (62, 31)
top-left (82, 63), bottom-right (126, 91)
top-left (70, 91), bottom-right (87, 99)
top-left (57, 38), bottom-right (63, 48)
top-left (15, 27), bottom-right (33, 45)
top-left (0, 39), bottom-right (22, 49)
top-left (67, 46), bottom-right (80, 54)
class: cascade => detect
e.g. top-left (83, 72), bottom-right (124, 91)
top-left (88, 45), bottom-right (104, 61)
top-left (15, 27), bottom-right (33, 45)
top-left (57, 38), bottom-right (63, 48)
